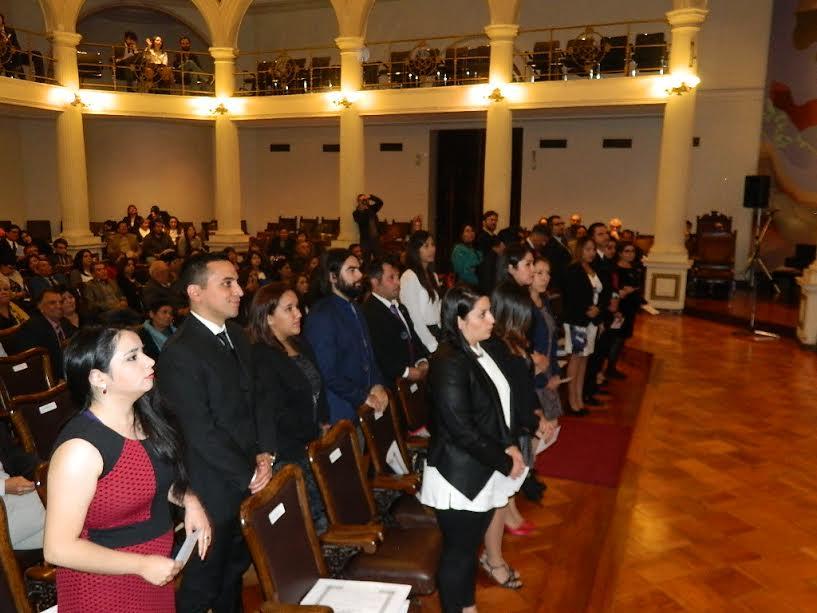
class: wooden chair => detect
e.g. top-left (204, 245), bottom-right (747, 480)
top-left (299, 217), bottom-right (319, 237)
top-left (308, 420), bottom-right (440, 595)
top-left (632, 31), bottom-right (667, 72)
top-left (0, 499), bottom-right (32, 613)
top-left (529, 41), bottom-right (562, 81)
top-left (0, 325), bottom-right (22, 357)
top-left (239, 464), bottom-right (334, 611)
top-left (319, 217), bottom-right (340, 239)
top-left (599, 35), bottom-right (629, 75)
top-left (278, 216), bottom-right (298, 232)
top-left (689, 231), bottom-right (737, 298)
top-left (9, 383), bottom-right (75, 458)
top-left (696, 210), bottom-right (732, 234)
top-left (0, 349), bottom-right (56, 414)
top-left (394, 378), bottom-right (430, 450)
top-left (357, 401), bottom-right (436, 529)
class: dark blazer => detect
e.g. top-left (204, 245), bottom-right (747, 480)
top-left (562, 262), bottom-right (599, 327)
top-left (361, 295), bottom-right (429, 390)
top-left (10, 312), bottom-right (72, 379)
top-left (0, 420), bottom-right (37, 480)
top-left (266, 237), bottom-right (295, 259)
top-left (475, 229), bottom-right (495, 257)
top-left (141, 232), bottom-right (175, 261)
top-left (157, 315), bottom-right (260, 524)
top-left (483, 337), bottom-right (541, 436)
top-left (121, 215), bottom-right (144, 234)
top-left (426, 340), bottom-right (515, 500)
top-left (303, 294), bottom-right (385, 423)
top-left (251, 339), bottom-right (329, 462)
top-left (352, 195), bottom-right (383, 247)
top-left (542, 237), bottom-right (572, 291)
top-left (26, 273), bottom-right (68, 302)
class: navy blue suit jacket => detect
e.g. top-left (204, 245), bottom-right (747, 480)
top-left (303, 293), bottom-right (384, 423)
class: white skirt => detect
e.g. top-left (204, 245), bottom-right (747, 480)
top-left (563, 322), bottom-right (598, 357)
top-left (419, 464), bottom-right (529, 512)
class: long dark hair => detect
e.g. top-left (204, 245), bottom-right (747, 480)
top-left (440, 284), bottom-right (483, 352)
top-left (405, 231), bottom-right (439, 301)
top-left (246, 282), bottom-right (300, 353)
top-left (73, 249), bottom-right (93, 272)
top-left (63, 326), bottom-right (189, 498)
top-left (491, 281), bottom-right (532, 355)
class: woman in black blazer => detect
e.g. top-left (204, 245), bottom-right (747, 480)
top-left (418, 286), bottom-right (527, 613)
top-left (562, 236), bottom-right (603, 414)
top-left (248, 282), bottom-right (330, 533)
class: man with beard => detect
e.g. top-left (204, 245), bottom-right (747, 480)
top-left (304, 248), bottom-right (388, 423)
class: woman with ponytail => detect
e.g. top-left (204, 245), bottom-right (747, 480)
top-left (44, 326), bottom-right (210, 612)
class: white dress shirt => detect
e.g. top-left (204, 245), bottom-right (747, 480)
top-left (399, 268), bottom-right (441, 353)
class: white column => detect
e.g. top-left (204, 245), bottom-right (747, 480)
top-left (334, 36), bottom-right (366, 246)
top-left (207, 47), bottom-right (247, 250)
top-left (49, 31), bottom-right (99, 254)
top-left (483, 24), bottom-right (518, 225)
top-left (643, 6), bottom-right (708, 310)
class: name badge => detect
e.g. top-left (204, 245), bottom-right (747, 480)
top-left (268, 503), bottom-right (286, 525)
top-left (39, 401), bottom-right (57, 415)
top-left (12, 363), bottom-right (28, 372)
top-left (329, 448), bottom-right (342, 463)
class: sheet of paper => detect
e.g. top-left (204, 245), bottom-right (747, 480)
top-left (535, 425), bottom-right (562, 455)
top-left (641, 303), bottom-right (660, 315)
top-left (386, 440), bottom-right (409, 475)
top-left (301, 578), bottom-right (411, 613)
top-left (174, 530), bottom-right (199, 566)
top-left (41, 607), bottom-right (57, 613)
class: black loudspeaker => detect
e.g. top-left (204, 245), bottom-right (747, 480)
top-left (743, 175), bottom-right (770, 209)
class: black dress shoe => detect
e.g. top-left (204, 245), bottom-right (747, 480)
top-left (605, 369), bottom-right (627, 380)
top-left (566, 408), bottom-right (590, 416)
top-left (583, 396), bottom-right (603, 406)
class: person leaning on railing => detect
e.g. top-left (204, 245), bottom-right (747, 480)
top-left (113, 30), bottom-right (140, 92)
top-left (172, 35), bottom-right (209, 91)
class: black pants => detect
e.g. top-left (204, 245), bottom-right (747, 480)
top-left (434, 508), bottom-right (495, 612)
top-left (176, 516), bottom-right (251, 613)
top-left (584, 326), bottom-right (612, 397)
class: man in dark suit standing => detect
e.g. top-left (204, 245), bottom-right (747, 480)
top-left (352, 193), bottom-right (384, 258)
top-left (542, 215), bottom-right (572, 292)
top-left (304, 248), bottom-right (388, 423)
top-left (361, 258), bottom-right (429, 391)
top-left (157, 253), bottom-right (273, 612)
top-left (11, 288), bottom-right (71, 379)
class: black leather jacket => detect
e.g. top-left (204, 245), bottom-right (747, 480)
top-left (426, 339), bottom-right (515, 500)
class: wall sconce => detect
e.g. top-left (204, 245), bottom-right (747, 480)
top-left (212, 102), bottom-right (229, 115)
top-left (69, 93), bottom-right (86, 109)
top-left (333, 96), bottom-right (353, 109)
top-left (664, 74), bottom-right (701, 96)
top-left (487, 87), bottom-right (505, 103)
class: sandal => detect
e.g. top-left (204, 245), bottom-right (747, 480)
top-left (478, 552), bottom-right (522, 589)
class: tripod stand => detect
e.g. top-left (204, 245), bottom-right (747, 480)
top-left (737, 207), bottom-right (780, 339)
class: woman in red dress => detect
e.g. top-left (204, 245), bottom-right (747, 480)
top-left (44, 326), bottom-right (211, 612)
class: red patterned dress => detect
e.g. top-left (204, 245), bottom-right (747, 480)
top-left (53, 411), bottom-right (176, 612)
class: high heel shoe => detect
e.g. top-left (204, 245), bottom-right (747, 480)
top-left (503, 523), bottom-right (533, 536)
top-left (479, 552), bottom-right (522, 589)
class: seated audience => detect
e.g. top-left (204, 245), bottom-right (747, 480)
top-left (69, 249), bottom-right (95, 290)
top-left (267, 228), bottom-right (294, 259)
top-left (45, 326), bottom-right (210, 611)
top-left (291, 239), bottom-right (313, 273)
top-left (107, 221), bottom-right (140, 260)
top-left (177, 224), bottom-right (204, 257)
top-left (141, 220), bottom-right (176, 262)
top-left (167, 217), bottom-right (182, 245)
top-left (50, 237), bottom-right (73, 268)
top-left (0, 422), bottom-right (44, 550)
top-left (0, 254), bottom-right (27, 301)
top-left (27, 256), bottom-right (68, 301)
top-left (116, 256), bottom-right (143, 311)
top-left (0, 224), bottom-right (23, 262)
top-left (418, 285), bottom-right (526, 613)
top-left (142, 260), bottom-right (185, 311)
top-left (362, 258), bottom-right (429, 390)
top-left (0, 275), bottom-right (28, 329)
top-left (137, 217), bottom-right (152, 241)
top-left (138, 299), bottom-right (176, 360)
top-left (148, 204), bottom-right (170, 226)
top-left (400, 231), bottom-right (442, 353)
top-left (303, 248), bottom-right (388, 423)
top-left (83, 261), bottom-right (128, 320)
top-left (11, 288), bottom-right (71, 379)
top-left (451, 223), bottom-right (482, 287)
top-left (243, 252), bottom-right (269, 285)
top-left (272, 259), bottom-right (293, 284)
top-left (60, 288), bottom-right (83, 335)
top-left (248, 283), bottom-right (330, 533)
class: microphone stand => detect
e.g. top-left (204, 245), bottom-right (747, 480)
top-left (735, 208), bottom-right (780, 340)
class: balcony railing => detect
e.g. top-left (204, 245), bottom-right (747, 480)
top-left (234, 46), bottom-right (340, 96)
top-left (0, 26), bottom-right (58, 84)
top-left (514, 19), bottom-right (669, 82)
top-left (76, 42), bottom-right (214, 95)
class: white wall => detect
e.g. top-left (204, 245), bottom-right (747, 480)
top-left (0, 117), bottom-right (27, 223)
top-left (83, 118), bottom-right (214, 224)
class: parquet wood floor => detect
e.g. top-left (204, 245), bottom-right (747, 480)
top-left (243, 314), bottom-right (817, 612)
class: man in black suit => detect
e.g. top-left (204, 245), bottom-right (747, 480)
top-left (11, 288), bottom-right (71, 379)
top-left (157, 253), bottom-right (273, 612)
top-left (524, 223), bottom-right (549, 258)
top-left (475, 210), bottom-right (499, 257)
top-left (352, 193), bottom-right (384, 257)
top-left (361, 258), bottom-right (429, 391)
top-left (26, 257), bottom-right (68, 303)
top-left (542, 215), bottom-right (572, 292)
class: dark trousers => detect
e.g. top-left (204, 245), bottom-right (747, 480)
top-left (434, 507), bottom-right (495, 612)
top-left (584, 326), bottom-right (612, 397)
top-left (176, 516), bottom-right (250, 613)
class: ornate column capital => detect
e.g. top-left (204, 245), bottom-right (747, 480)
top-left (484, 24), bottom-right (519, 43)
top-left (48, 31), bottom-right (82, 48)
top-left (666, 7), bottom-right (709, 31)
top-left (335, 36), bottom-right (366, 54)
top-left (209, 47), bottom-right (237, 62)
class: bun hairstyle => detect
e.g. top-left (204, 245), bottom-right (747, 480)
top-left (440, 284), bottom-right (483, 351)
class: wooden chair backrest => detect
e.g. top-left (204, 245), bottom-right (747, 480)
top-left (395, 378), bottom-right (429, 432)
top-left (34, 461), bottom-right (48, 508)
top-left (10, 382), bottom-right (74, 458)
top-left (240, 464), bottom-right (327, 605)
top-left (357, 395), bottom-right (411, 478)
top-left (308, 420), bottom-right (377, 527)
top-left (0, 348), bottom-right (55, 409)
top-left (278, 216), bottom-right (298, 232)
top-left (696, 210), bottom-right (732, 234)
top-left (695, 231), bottom-right (736, 267)
top-left (0, 499), bottom-right (32, 613)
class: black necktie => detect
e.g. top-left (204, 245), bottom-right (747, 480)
top-left (216, 330), bottom-right (232, 350)
top-left (389, 303), bottom-right (415, 364)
